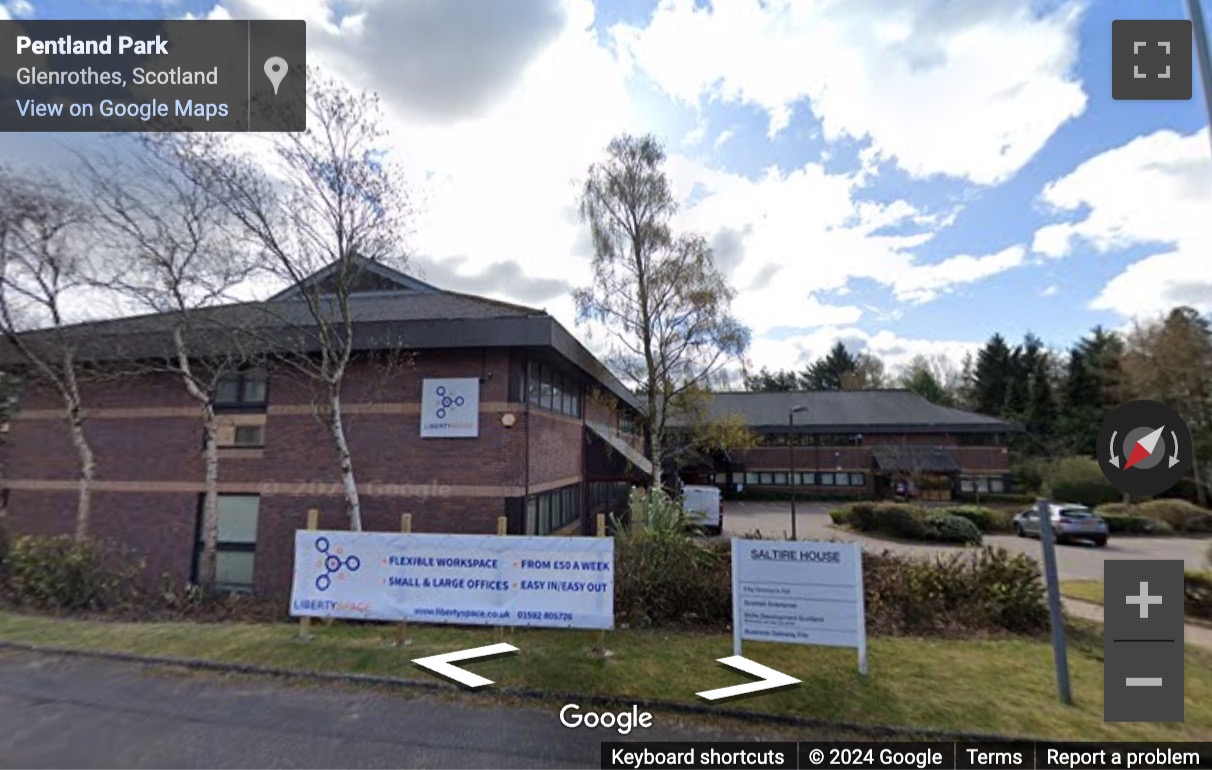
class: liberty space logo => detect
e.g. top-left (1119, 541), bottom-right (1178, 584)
top-left (419, 377), bottom-right (480, 438)
top-left (313, 535), bottom-right (361, 592)
top-left (434, 384), bottom-right (465, 420)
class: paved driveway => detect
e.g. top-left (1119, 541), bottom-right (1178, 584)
top-left (723, 501), bottom-right (1211, 581)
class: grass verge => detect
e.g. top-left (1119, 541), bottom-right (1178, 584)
top-left (1, 611), bottom-right (1209, 740)
top-left (1060, 580), bottom-right (1105, 605)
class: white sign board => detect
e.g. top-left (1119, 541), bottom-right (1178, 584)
top-left (731, 538), bottom-right (867, 674)
top-left (420, 377), bottom-right (479, 438)
top-left (290, 531), bottom-right (614, 630)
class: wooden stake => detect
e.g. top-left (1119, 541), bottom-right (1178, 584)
top-left (496, 515), bottom-right (508, 641)
top-left (299, 508), bottom-right (320, 639)
top-left (396, 513), bottom-right (412, 647)
top-left (596, 513), bottom-right (609, 657)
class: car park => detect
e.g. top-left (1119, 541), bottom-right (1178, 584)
top-left (1013, 502), bottom-right (1109, 546)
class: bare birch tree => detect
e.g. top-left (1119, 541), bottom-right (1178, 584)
top-left (82, 138), bottom-right (261, 591)
top-left (576, 134), bottom-right (749, 488)
top-left (158, 73), bottom-right (410, 531)
top-left (0, 170), bottom-right (98, 540)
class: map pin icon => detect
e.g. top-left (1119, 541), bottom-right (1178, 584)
top-left (264, 56), bottom-right (288, 95)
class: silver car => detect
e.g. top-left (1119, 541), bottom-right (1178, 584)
top-left (1014, 503), bottom-right (1109, 547)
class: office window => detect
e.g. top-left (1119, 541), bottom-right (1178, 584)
top-left (850, 473), bottom-right (867, 487)
top-left (214, 371), bottom-right (268, 410)
top-left (819, 472), bottom-right (835, 486)
top-left (233, 425), bottom-right (264, 447)
top-left (527, 362), bottom-right (541, 405)
top-left (989, 477), bottom-right (1005, 493)
top-left (526, 497), bottom-right (538, 534)
top-left (525, 485), bottom-right (582, 535)
top-left (773, 472), bottom-right (788, 485)
top-left (744, 472), bottom-right (760, 485)
top-left (195, 495), bottom-right (259, 593)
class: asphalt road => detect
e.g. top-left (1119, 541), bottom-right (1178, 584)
top-left (723, 501), bottom-right (1211, 580)
top-left (0, 649), bottom-right (799, 769)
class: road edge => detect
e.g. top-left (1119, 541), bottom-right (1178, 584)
top-left (0, 638), bottom-right (1029, 743)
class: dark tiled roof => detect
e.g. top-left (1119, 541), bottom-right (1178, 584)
top-left (872, 445), bottom-right (961, 473)
top-left (667, 390), bottom-right (1017, 433)
top-left (0, 258), bottom-right (641, 409)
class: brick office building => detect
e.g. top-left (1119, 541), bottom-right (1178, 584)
top-left (668, 390), bottom-right (1018, 501)
top-left (0, 260), bottom-right (648, 595)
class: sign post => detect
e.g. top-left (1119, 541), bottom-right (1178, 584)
top-left (1037, 498), bottom-right (1073, 704)
top-left (731, 538), bottom-right (867, 675)
top-left (395, 512), bottom-right (411, 647)
top-left (298, 507), bottom-right (319, 639)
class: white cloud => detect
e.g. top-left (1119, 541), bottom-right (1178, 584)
top-left (0, 0), bottom-right (33, 19)
top-left (611, 0), bottom-right (1087, 185)
top-left (747, 326), bottom-right (981, 375)
top-left (892, 245), bottom-right (1026, 304)
top-left (1031, 128), bottom-right (1212, 317)
top-left (713, 128), bottom-right (734, 150)
top-left (1041, 284), bottom-right (1059, 297)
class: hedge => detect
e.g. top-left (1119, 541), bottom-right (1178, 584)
top-left (1097, 513), bottom-right (1174, 535)
top-left (1096, 499), bottom-right (1212, 534)
top-left (937, 505), bottom-right (1016, 533)
top-left (1186, 572), bottom-right (1212, 623)
top-left (831, 502), bottom-right (982, 545)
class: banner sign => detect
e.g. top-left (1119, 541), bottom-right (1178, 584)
top-left (290, 531), bottom-right (614, 630)
top-left (731, 538), bottom-right (868, 674)
top-left (420, 377), bottom-right (479, 438)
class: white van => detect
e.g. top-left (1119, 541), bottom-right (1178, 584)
top-left (681, 484), bottom-right (723, 535)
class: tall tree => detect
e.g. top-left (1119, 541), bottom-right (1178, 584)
top-left (800, 342), bottom-right (857, 391)
top-left (899, 354), bottom-right (955, 406)
top-left (575, 134), bottom-right (749, 487)
top-left (84, 138), bottom-right (261, 591)
top-left (840, 352), bottom-right (887, 390)
top-left (0, 171), bottom-right (99, 539)
top-left (742, 366), bottom-right (799, 392)
top-left (165, 73), bottom-right (410, 530)
top-left (1059, 326), bottom-right (1125, 456)
top-left (970, 333), bottom-right (1013, 416)
top-left (1122, 307), bottom-right (1212, 505)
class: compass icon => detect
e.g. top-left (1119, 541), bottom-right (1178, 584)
top-left (1098, 400), bottom-right (1193, 497)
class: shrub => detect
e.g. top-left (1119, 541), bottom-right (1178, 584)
top-left (1135, 500), bottom-right (1212, 533)
top-left (3, 535), bottom-right (143, 611)
top-left (1049, 456), bottom-right (1121, 507)
top-left (939, 505), bottom-right (1014, 533)
top-left (1187, 572), bottom-right (1212, 622)
top-left (613, 488), bottom-right (729, 627)
top-left (832, 502), bottom-right (982, 545)
top-left (1098, 512), bottom-right (1173, 535)
top-left (870, 503), bottom-right (925, 538)
top-left (613, 529), bottom-right (730, 628)
top-left (919, 512), bottom-right (983, 545)
top-left (861, 546), bottom-right (1047, 636)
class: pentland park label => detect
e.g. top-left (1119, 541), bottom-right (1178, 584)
top-left (731, 539), bottom-right (868, 673)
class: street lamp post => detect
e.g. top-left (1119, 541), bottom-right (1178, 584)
top-left (789, 405), bottom-right (807, 540)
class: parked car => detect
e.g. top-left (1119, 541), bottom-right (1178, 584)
top-left (681, 484), bottom-right (724, 536)
top-left (1013, 503), bottom-right (1108, 546)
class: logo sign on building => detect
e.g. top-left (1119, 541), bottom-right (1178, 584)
top-left (731, 538), bottom-right (868, 675)
top-left (290, 531), bottom-right (614, 630)
top-left (420, 377), bottom-right (479, 438)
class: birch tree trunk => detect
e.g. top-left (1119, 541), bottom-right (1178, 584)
top-left (61, 353), bottom-right (94, 541)
top-left (197, 416), bottom-right (221, 590)
top-left (328, 382), bottom-right (362, 531)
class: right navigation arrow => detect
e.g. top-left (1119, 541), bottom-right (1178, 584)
top-left (696, 656), bottom-right (800, 701)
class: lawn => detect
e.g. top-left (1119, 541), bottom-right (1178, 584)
top-left (1, 611), bottom-right (1209, 741)
top-left (1061, 580), bottom-right (1105, 605)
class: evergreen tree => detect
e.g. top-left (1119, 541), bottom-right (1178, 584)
top-left (971, 333), bottom-right (1013, 416)
top-left (743, 367), bottom-right (800, 392)
top-left (800, 342), bottom-right (858, 391)
top-left (899, 355), bottom-right (954, 405)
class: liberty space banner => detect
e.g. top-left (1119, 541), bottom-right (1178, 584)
top-left (290, 531), bottom-right (615, 630)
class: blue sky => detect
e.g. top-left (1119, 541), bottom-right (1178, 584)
top-left (4, 0), bottom-right (1211, 377)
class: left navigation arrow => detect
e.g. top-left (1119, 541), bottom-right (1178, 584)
top-left (412, 642), bottom-right (519, 690)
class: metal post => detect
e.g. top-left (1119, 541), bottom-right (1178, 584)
top-left (789, 410), bottom-right (797, 541)
top-left (1187, 0), bottom-right (1212, 158)
top-left (1036, 498), bottom-right (1073, 705)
